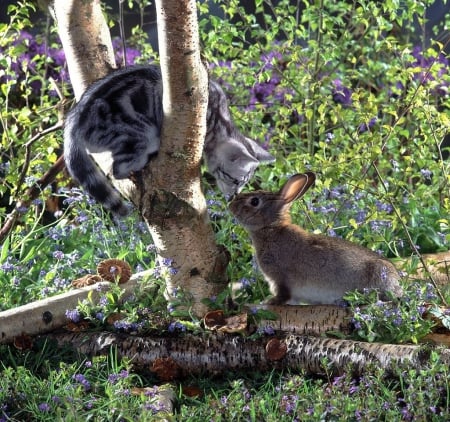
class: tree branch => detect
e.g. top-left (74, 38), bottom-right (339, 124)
top-left (0, 123), bottom-right (64, 244)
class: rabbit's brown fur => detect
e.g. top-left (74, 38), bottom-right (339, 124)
top-left (229, 172), bottom-right (403, 305)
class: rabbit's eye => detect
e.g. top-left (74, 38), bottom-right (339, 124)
top-left (250, 197), bottom-right (259, 207)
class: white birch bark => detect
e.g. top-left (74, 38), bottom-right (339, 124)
top-left (46, 0), bottom-right (116, 99)
top-left (137, 0), bottom-right (229, 317)
top-left (46, 330), bottom-right (450, 377)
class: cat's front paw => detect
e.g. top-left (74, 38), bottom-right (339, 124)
top-left (112, 162), bottom-right (133, 179)
top-left (112, 159), bottom-right (147, 179)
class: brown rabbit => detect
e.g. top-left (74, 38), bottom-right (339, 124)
top-left (229, 172), bottom-right (403, 305)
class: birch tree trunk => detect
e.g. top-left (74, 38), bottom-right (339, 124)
top-left (46, 0), bottom-right (116, 99)
top-left (136, 0), bottom-right (229, 316)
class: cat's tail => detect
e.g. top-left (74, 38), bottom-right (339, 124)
top-left (63, 119), bottom-right (129, 216)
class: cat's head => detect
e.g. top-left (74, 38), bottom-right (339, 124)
top-left (206, 136), bottom-right (274, 199)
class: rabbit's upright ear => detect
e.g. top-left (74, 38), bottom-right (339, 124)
top-left (280, 172), bottom-right (316, 203)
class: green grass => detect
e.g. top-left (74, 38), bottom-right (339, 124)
top-left (178, 359), bottom-right (450, 421)
top-left (0, 341), bottom-right (168, 421)
top-left (1, 340), bottom-right (449, 421)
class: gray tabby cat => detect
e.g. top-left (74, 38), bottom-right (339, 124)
top-left (64, 64), bottom-right (274, 215)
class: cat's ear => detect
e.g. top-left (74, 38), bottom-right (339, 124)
top-left (227, 149), bottom-right (258, 166)
top-left (243, 137), bottom-right (275, 163)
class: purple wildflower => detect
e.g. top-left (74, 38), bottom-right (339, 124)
top-left (281, 394), bottom-right (299, 415)
top-left (112, 38), bottom-right (142, 66)
top-left (113, 320), bottom-right (142, 332)
top-left (327, 228), bottom-right (337, 237)
top-left (355, 210), bottom-right (367, 224)
top-left (0, 260), bottom-right (15, 273)
top-left (375, 200), bottom-right (394, 213)
top-left (409, 45), bottom-right (449, 94)
top-left (38, 403), bottom-right (51, 412)
top-left (119, 369), bottom-right (129, 378)
top-left (65, 308), bottom-right (81, 323)
top-left (108, 373), bottom-right (119, 384)
top-left (369, 220), bottom-right (392, 232)
top-left (240, 277), bottom-right (254, 288)
top-left (424, 283), bottom-right (437, 300)
top-left (392, 316), bottom-right (403, 326)
top-left (98, 295), bottom-right (108, 307)
top-left (73, 373), bottom-right (91, 391)
top-left (168, 321), bottom-right (186, 333)
top-left (84, 400), bottom-right (95, 410)
top-left (420, 169), bottom-right (432, 180)
top-left (51, 396), bottom-right (61, 404)
top-left (332, 79), bottom-right (352, 106)
top-left (52, 250), bottom-right (64, 260)
top-left (3, 31), bottom-right (69, 94)
top-left (352, 319), bottom-right (362, 330)
top-left (264, 325), bottom-right (275, 335)
top-left (358, 117), bottom-right (377, 133)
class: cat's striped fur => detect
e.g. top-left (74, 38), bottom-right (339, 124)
top-left (64, 64), bottom-right (274, 215)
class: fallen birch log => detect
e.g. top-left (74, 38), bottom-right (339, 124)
top-left (0, 270), bottom-right (154, 344)
top-left (45, 331), bottom-right (450, 378)
top-left (247, 304), bottom-right (351, 335)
